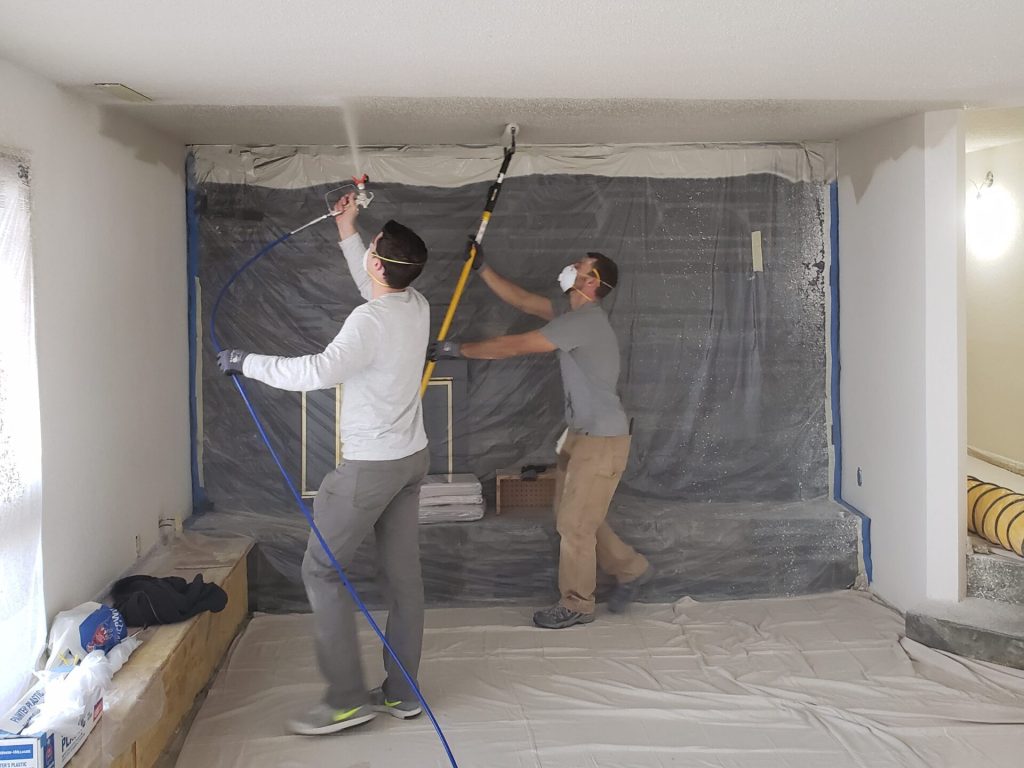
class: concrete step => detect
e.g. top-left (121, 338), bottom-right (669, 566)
top-left (906, 597), bottom-right (1024, 671)
top-left (238, 496), bottom-right (862, 611)
top-left (967, 552), bottom-right (1024, 606)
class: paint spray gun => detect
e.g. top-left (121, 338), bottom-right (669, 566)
top-left (352, 174), bottom-right (374, 209)
top-left (290, 175), bottom-right (376, 235)
top-left (324, 175), bottom-right (374, 214)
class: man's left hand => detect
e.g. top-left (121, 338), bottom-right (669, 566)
top-left (428, 340), bottom-right (463, 361)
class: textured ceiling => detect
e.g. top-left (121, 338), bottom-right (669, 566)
top-left (966, 107), bottom-right (1024, 152)
top-left (2, 0), bottom-right (1024, 145)
top-left (71, 97), bottom-right (958, 147)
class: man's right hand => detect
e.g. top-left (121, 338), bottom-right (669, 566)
top-left (465, 237), bottom-right (484, 271)
top-left (333, 192), bottom-right (359, 239)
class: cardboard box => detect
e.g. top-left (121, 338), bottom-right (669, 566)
top-left (0, 683), bottom-right (45, 739)
top-left (0, 691), bottom-right (102, 768)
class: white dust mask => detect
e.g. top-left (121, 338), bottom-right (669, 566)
top-left (557, 265), bottom-right (577, 293)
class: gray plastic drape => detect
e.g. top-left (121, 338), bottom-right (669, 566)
top-left (189, 143), bottom-right (838, 602)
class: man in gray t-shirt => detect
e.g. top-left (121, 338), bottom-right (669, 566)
top-left (432, 248), bottom-right (652, 629)
top-left (542, 291), bottom-right (630, 437)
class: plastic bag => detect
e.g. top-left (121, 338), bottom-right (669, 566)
top-left (30, 651), bottom-right (110, 736)
top-left (45, 602), bottom-right (127, 671)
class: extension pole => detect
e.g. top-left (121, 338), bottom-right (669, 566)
top-left (420, 127), bottom-right (517, 397)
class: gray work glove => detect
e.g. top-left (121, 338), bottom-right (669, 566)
top-left (217, 349), bottom-right (249, 376)
top-left (428, 340), bottom-right (463, 361)
top-left (464, 237), bottom-right (484, 270)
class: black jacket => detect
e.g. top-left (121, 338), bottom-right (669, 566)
top-left (112, 574), bottom-right (228, 626)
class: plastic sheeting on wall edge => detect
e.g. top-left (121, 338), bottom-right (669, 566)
top-left (192, 496), bottom-right (860, 614)
top-left (0, 150), bottom-right (46, 714)
top-left (191, 142), bottom-right (836, 189)
top-left (190, 143), bottom-right (833, 592)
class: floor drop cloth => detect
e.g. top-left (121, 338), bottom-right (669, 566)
top-left (176, 592), bottom-right (1024, 767)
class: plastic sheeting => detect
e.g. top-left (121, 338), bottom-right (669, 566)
top-left (0, 150), bottom-right (46, 714)
top-left (193, 142), bottom-right (835, 189)
top-left (174, 591), bottom-right (1024, 768)
top-left (194, 144), bottom-right (829, 493)
top-left (213, 495), bottom-right (860, 614)
top-left (190, 143), bottom-right (834, 595)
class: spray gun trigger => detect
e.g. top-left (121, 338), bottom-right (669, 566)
top-left (352, 174), bottom-right (373, 208)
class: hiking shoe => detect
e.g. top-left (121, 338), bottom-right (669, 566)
top-left (533, 604), bottom-right (596, 629)
top-left (287, 703), bottom-right (375, 736)
top-left (608, 565), bottom-right (655, 614)
top-left (369, 687), bottom-right (422, 719)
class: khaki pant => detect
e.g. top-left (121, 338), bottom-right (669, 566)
top-left (554, 431), bottom-right (649, 614)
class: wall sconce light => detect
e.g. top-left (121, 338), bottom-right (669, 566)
top-left (971, 171), bottom-right (994, 199)
top-left (966, 171), bottom-right (1018, 262)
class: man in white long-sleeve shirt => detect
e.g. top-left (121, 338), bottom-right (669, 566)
top-left (216, 194), bottom-right (430, 736)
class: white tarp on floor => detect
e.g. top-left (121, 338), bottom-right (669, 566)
top-left (176, 591), bottom-right (1024, 767)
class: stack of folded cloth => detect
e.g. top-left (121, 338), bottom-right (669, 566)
top-left (418, 474), bottom-right (485, 523)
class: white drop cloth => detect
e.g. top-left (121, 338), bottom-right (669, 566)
top-left (418, 504), bottom-right (485, 524)
top-left (175, 591), bottom-right (1024, 767)
top-left (420, 474), bottom-right (483, 499)
top-left (419, 495), bottom-right (485, 508)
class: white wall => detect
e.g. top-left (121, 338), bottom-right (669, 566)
top-left (922, 111), bottom-right (967, 604)
top-left (965, 140), bottom-right (1024, 467)
top-left (0, 58), bottom-right (190, 619)
top-left (838, 110), bottom-right (966, 611)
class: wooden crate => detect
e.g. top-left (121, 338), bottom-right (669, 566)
top-left (72, 539), bottom-right (252, 768)
top-left (496, 473), bottom-right (557, 514)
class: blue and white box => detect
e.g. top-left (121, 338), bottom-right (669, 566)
top-left (0, 689), bottom-right (102, 768)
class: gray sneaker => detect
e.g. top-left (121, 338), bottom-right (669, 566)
top-left (287, 703), bottom-right (375, 736)
top-left (607, 565), bottom-right (655, 613)
top-left (369, 687), bottom-right (422, 719)
top-left (533, 604), bottom-right (596, 629)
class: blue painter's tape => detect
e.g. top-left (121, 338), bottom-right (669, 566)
top-left (829, 181), bottom-right (872, 583)
top-left (830, 182), bottom-right (842, 499)
top-left (186, 152), bottom-right (208, 513)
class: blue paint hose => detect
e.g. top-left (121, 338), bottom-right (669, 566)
top-left (209, 216), bottom-right (459, 767)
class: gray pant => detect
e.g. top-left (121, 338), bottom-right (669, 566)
top-left (302, 447), bottom-right (430, 709)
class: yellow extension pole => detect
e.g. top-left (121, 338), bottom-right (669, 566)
top-left (419, 239), bottom-right (483, 396)
top-left (420, 132), bottom-right (516, 398)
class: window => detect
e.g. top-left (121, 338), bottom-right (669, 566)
top-left (0, 150), bottom-right (45, 712)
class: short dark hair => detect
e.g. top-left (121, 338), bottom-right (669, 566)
top-left (377, 220), bottom-right (428, 289)
top-left (586, 252), bottom-right (618, 298)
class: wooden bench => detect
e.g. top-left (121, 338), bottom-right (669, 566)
top-left (69, 535), bottom-right (252, 768)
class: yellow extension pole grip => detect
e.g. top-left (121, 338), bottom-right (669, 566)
top-left (419, 245), bottom-right (479, 397)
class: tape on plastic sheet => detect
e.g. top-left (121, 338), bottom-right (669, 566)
top-left (751, 231), bottom-right (764, 272)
